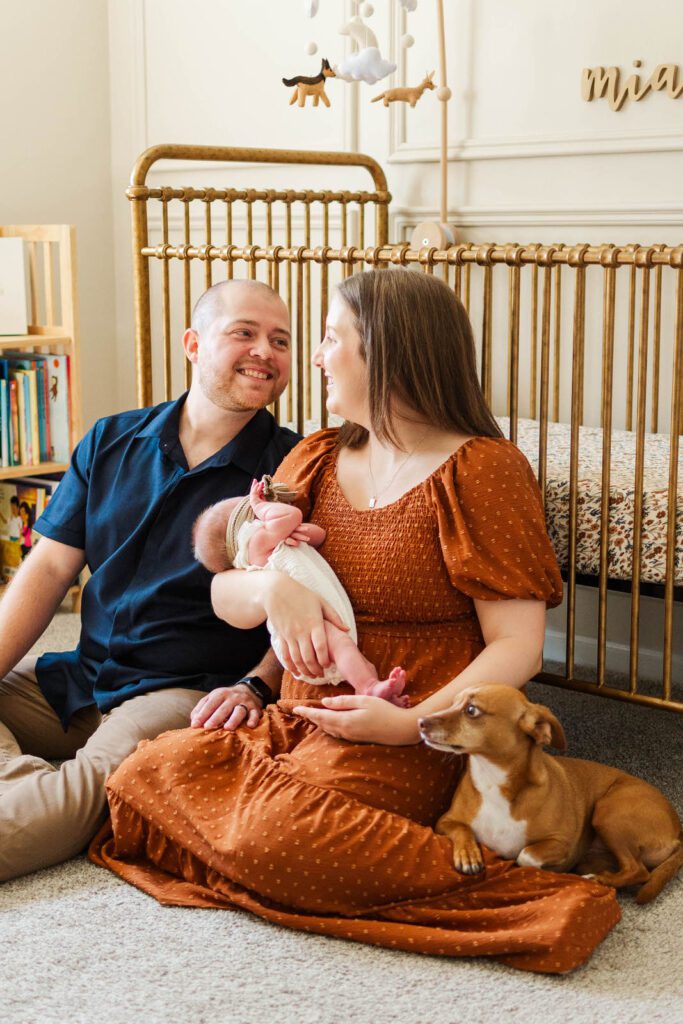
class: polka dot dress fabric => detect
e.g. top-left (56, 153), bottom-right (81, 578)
top-left (89, 432), bottom-right (620, 974)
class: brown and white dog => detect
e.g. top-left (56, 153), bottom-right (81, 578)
top-left (419, 686), bottom-right (683, 903)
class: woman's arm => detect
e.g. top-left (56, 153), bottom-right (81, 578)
top-left (211, 568), bottom-right (349, 677)
top-left (294, 598), bottom-right (546, 745)
top-left (408, 598), bottom-right (545, 720)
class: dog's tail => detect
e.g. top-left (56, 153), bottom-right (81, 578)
top-left (371, 93), bottom-right (384, 103)
top-left (282, 76), bottom-right (298, 87)
top-left (635, 832), bottom-right (683, 904)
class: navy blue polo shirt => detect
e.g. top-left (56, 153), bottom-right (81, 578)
top-left (34, 394), bottom-right (301, 728)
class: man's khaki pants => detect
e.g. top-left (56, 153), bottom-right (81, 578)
top-left (0, 657), bottom-right (201, 881)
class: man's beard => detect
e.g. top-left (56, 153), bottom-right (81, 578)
top-left (198, 362), bottom-right (283, 412)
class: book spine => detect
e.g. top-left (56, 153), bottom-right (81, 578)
top-left (11, 372), bottom-right (27, 465)
top-left (22, 373), bottom-right (32, 465)
top-left (0, 379), bottom-right (7, 468)
top-left (48, 356), bottom-right (70, 462)
top-left (40, 361), bottom-right (52, 462)
top-left (9, 379), bottom-right (20, 465)
top-left (35, 362), bottom-right (48, 462)
top-left (28, 369), bottom-right (39, 467)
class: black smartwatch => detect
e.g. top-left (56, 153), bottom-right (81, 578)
top-left (233, 675), bottom-right (275, 707)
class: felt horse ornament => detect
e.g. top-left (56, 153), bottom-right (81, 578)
top-left (372, 70), bottom-right (436, 107)
top-left (282, 58), bottom-right (336, 107)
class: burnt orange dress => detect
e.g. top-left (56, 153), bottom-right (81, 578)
top-left (89, 432), bottom-right (620, 973)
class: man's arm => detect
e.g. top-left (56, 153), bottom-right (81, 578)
top-left (0, 537), bottom-right (86, 679)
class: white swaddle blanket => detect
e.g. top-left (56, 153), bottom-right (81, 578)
top-left (233, 519), bottom-right (357, 685)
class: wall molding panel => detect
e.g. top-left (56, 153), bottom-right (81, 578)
top-left (388, 127), bottom-right (683, 164)
top-left (392, 204), bottom-right (683, 236)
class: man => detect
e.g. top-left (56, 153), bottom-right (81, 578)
top-left (0, 279), bottom-right (300, 881)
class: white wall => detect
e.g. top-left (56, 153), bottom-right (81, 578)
top-left (0, 0), bottom-right (117, 430)
top-left (107, 0), bottom-right (683, 406)
top-left (103, 1), bottom-right (682, 677)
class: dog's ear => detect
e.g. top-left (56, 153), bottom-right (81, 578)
top-left (519, 704), bottom-right (567, 751)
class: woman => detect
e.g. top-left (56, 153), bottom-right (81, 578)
top-left (90, 271), bottom-right (619, 973)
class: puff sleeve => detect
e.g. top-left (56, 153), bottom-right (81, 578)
top-left (272, 428), bottom-right (339, 520)
top-left (426, 437), bottom-right (563, 606)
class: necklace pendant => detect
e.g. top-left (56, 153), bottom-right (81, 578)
top-left (369, 496), bottom-right (377, 509)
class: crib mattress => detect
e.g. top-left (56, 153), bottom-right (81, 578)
top-left (499, 417), bottom-right (682, 587)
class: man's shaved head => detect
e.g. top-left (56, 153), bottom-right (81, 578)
top-left (191, 279), bottom-right (287, 336)
top-left (185, 277), bottom-right (291, 414)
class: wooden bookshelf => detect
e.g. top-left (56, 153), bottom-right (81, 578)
top-left (0, 225), bottom-right (83, 611)
top-left (0, 335), bottom-right (73, 350)
top-left (0, 462), bottom-right (70, 479)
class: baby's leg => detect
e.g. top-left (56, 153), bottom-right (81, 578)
top-left (325, 625), bottom-right (408, 706)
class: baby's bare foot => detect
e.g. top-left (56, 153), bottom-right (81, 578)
top-left (369, 666), bottom-right (407, 704)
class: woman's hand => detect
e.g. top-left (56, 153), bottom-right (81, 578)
top-left (293, 694), bottom-right (420, 746)
top-left (190, 685), bottom-right (263, 731)
top-left (263, 573), bottom-right (348, 680)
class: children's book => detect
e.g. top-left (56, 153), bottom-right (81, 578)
top-left (0, 378), bottom-right (8, 467)
top-left (8, 378), bottom-right (20, 465)
top-left (15, 483), bottom-right (39, 558)
top-left (0, 481), bottom-right (22, 581)
top-left (10, 369), bottom-right (27, 465)
top-left (14, 474), bottom-right (62, 521)
top-left (0, 239), bottom-right (29, 335)
top-left (34, 359), bottom-right (51, 462)
top-left (47, 355), bottom-right (70, 462)
top-left (26, 368), bottom-right (40, 467)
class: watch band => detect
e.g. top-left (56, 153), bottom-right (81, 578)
top-left (233, 675), bottom-right (275, 707)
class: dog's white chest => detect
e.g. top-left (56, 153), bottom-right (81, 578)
top-left (469, 757), bottom-right (527, 859)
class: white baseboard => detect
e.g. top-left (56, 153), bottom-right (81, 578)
top-left (543, 628), bottom-right (682, 683)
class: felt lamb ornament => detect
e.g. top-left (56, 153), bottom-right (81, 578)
top-left (335, 17), bottom-right (396, 84)
top-left (282, 57), bottom-right (336, 107)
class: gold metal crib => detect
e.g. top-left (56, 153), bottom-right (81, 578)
top-left (127, 145), bottom-right (682, 714)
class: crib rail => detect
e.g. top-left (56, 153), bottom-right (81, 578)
top-left (128, 146), bottom-right (682, 713)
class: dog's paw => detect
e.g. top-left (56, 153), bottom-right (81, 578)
top-left (452, 843), bottom-right (485, 875)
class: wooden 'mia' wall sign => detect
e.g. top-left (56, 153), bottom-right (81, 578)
top-left (582, 61), bottom-right (683, 111)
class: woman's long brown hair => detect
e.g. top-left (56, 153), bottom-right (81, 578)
top-left (335, 269), bottom-right (503, 449)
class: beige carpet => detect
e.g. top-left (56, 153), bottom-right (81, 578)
top-left (0, 610), bottom-right (681, 1024)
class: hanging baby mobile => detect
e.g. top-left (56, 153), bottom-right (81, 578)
top-left (282, 0), bottom-right (436, 106)
top-left (282, 0), bottom-right (453, 250)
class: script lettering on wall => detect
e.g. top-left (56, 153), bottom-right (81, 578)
top-left (582, 61), bottom-right (683, 111)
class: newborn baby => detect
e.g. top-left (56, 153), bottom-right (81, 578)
top-left (193, 476), bottom-right (408, 705)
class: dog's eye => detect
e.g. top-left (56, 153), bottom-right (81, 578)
top-left (465, 703), bottom-right (480, 718)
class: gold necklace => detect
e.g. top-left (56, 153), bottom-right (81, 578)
top-left (367, 433), bottom-right (429, 509)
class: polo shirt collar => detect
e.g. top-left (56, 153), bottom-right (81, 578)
top-left (134, 392), bottom-right (276, 474)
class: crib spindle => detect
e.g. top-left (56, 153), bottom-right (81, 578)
top-left (506, 254), bottom-right (522, 443)
top-left (537, 249), bottom-right (555, 508)
top-left (566, 249), bottom-right (588, 678)
top-left (161, 195), bottom-right (172, 402)
top-left (597, 255), bottom-right (618, 688)
top-left (629, 257), bottom-right (652, 692)
top-left (662, 261), bottom-right (683, 701)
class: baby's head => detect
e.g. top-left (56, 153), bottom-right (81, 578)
top-left (193, 476), bottom-right (299, 574)
top-left (192, 494), bottom-right (252, 574)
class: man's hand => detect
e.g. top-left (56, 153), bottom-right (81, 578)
top-left (190, 685), bottom-right (263, 730)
